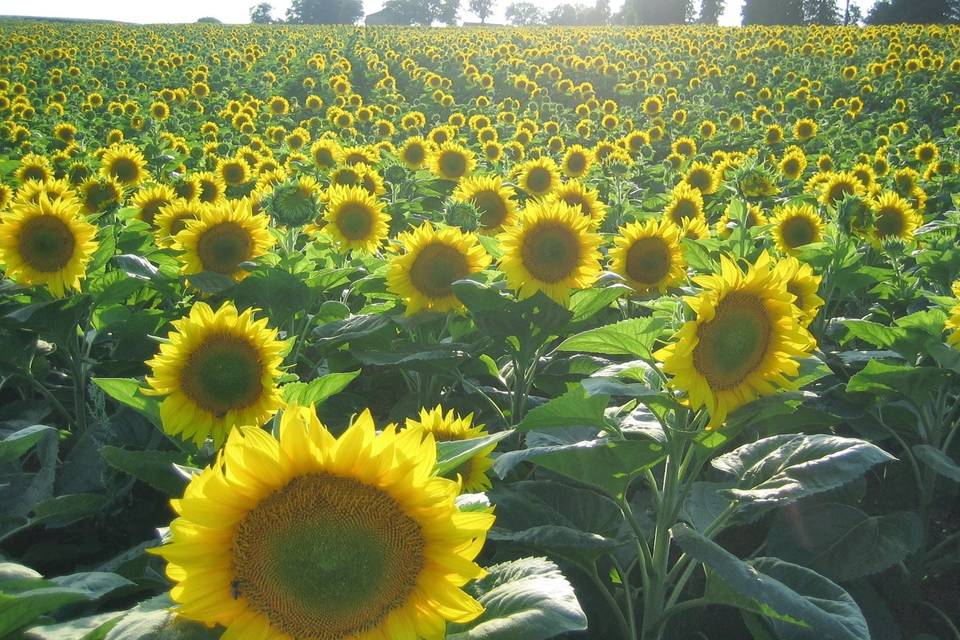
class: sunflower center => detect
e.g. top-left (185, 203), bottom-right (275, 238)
top-left (232, 474), bottom-right (424, 640)
top-left (110, 157), bottom-right (139, 183)
top-left (780, 216), bottom-right (816, 248)
top-left (688, 171), bottom-right (711, 191)
top-left (670, 198), bottom-right (699, 225)
top-left (17, 215), bottom-right (76, 272)
top-left (199, 180), bottom-right (219, 203)
top-left (521, 221), bottom-right (581, 283)
top-left (181, 334), bottom-right (264, 415)
top-left (140, 199), bottom-right (168, 225)
top-left (22, 166), bottom-right (48, 181)
top-left (223, 163), bottom-right (246, 185)
top-left (334, 203), bottom-right (374, 241)
top-left (526, 167), bottom-right (553, 193)
top-left (693, 292), bottom-right (772, 391)
top-left (827, 180), bottom-right (855, 203)
top-left (197, 222), bottom-right (253, 274)
top-left (439, 151), bottom-right (467, 178)
top-left (625, 237), bottom-right (671, 285)
top-left (567, 153), bottom-right (586, 173)
top-left (404, 144), bottom-right (425, 165)
top-left (561, 194), bottom-right (589, 217)
top-left (874, 208), bottom-right (905, 237)
top-left (474, 191), bottom-right (507, 228)
top-left (409, 243), bottom-right (469, 299)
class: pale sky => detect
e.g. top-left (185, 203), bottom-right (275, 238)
top-left (0, 0), bottom-right (875, 27)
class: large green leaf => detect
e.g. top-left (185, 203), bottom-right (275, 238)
top-left (912, 444), bottom-right (960, 482)
top-left (26, 612), bottom-right (124, 640)
top-left (766, 503), bottom-right (923, 582)
top-left (846, 360), bottom-right (949, 407)
top-left (672, 525), bottom-right (870, 640)
top-left (436, 431), bottom-right (513, 476)
top-left (446, 557), bottom-right (587, 640)
top-left (281, 370), bottom-right (361, 407)
top-left (92, 379), bottom-right (161, 427)
top-left (100, 447), bottom-right (188, 496)
top-left (0, 588), bottom-right (90, 637)
top-left (0, 425), bottom-right (57, 464)
top-left (712, 434), bottom-right (894, 508)
top-left (515, 386), bottom-right (611, 433)
top-left (556, 317), bottom-right (665, 357)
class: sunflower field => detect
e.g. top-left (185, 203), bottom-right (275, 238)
top-left (0, 18), bottom-right (959, 640)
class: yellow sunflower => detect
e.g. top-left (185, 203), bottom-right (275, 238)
top-left (100, 144), bottom-right (148, 187)
top-left (387, 223), bottom-right (491, 315)
top-left (947, 299), bottom-right (960, 349)
top-left (684, 162), bottom-right (719, 195)
top-left (79, 177), bottom-right (123, 214)
top-left (515, 157), bottom-right (562, 197)
top-left (562, 144), bottom-right (594, 178)
top-left (452, 175), bottom-right (519, 233)
top-left (498, 200), bottom-right (602, 304)
top-left (155, 199), bottom-right (207, 247)
top-left (546, 181), bottom-right (607, 228)
top-left (774, 256), bottom-right (824, 327)
top-left (609, 217), bottom-right (686, 293)
top-left (678, 216), bottom-right (711, 241)
top-left (174, 198), bottom-right (274, 281)
top-left (405, 405), bottom-right (497, 492)
top-left (323, 185), bottom-right (390, 254)
top-left (131, 184), bottom-right (176, 227)
top-left (151, 403), bottom-right (493, 640)
top-left (0, 194), bottom-right (98, 297)
top-left (430, 142), bottom-right (476, 181)
top-left (15, 153), bottom-right (54, 184)
top-left (870, 191), bottom-right (921, 243)
top-left (399, 136), bottom-right (431, 170)
top-left (770, 203), bottom-right (825, 254)
top-left (663, 183), bottom-right (706, 227)
top-left (819, 171), bottom-right (865, 208)
top-left (655, 252), bottom-right (815, 430)
top-left (144, 301), bottom-right (285, 446)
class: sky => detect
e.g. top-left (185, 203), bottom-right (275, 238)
top-left (0, 0), bottom-right (876, 27)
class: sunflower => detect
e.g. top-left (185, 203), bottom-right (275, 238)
top-left (430, 142), bottom-right (476, 181)
top-left (947, 299), bottom-right (960, 349)
top-left (452, 175), bottom-right (519, 233)
top-left (819, 171), bottom-right (865, 208)
top-left (79, 177), bottom-right (122, 214)
top-left (546, 181), bottom-right (607, 227)
top-left (152, 402), bottom-right (493, 640)
top-left (155, 199), bottom-right (206, 247)
top-left (561, 145), bottom-right (594, 178)
top-left (310, 139), bottom-right (343, 170)
top-left (216, 157), bottom-right (252, 187)
top-left (15, 153), bottom-right (54, 184)
top-left (100, 144), bottom-right (148, 187)
top-left (655, 252), bottom-right (816, 430)
top-left (664, 183), bottom-right (706, 227)
top-left (0, 183), bottom-right (12, 211)
top-left (387, 223), bottom-right (491, 315)
top-left (610, 217), bottom-right (685, 293)
top-left (498, 200), bottom-right (602, 304)
top-left (515, 157), bottom-right (562, 197)
top-left (144, 301), bottom-right (285, 446)
top-left (0, 194), bottom-right (98, 297)
top-left (405, 405), bottom-right (496, 492)
top-left (684, 162), bottom-right (719, 195)
top-left (870, 191), bottom-right (921, 243)
top-left (778, 152), bottom-right (807, 181)
top-left (195, 171), bottom-right (227, 204)
top-left (399, 136), bottom-right (431, 170)
top-left (131, 184), bottom-right (176, 226)
top-left (174, 198), bottom-right (274, 281)
top-left (774, 256), bottom-right (824, 327)
top-left (770, 203), bottom-right (824, 254)
top-left (323, 185), bottom-right (390, 254)
top-left (678, 216), bottom-right (711, 240)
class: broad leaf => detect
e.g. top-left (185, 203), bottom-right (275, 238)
top-left (100, 447), bottom-right (189, 496)
top-left (712, 434), bottom-right (894, 508)
top-left (767, 503), bottom-right (923, 581)
top-left (556, 317), bottom-right (665, 357)
top-left (281, 370), bottom-right (360, 407)
top-left (516, 386), bottom-right (611, 432)
top-left (672, 525), bottom-right (870, 640)
top-left (912, 444), bottom-right (960, 482)
top-left (92, 379), bottom-right (161, 427)
top-left (0, 425), bottom-right (57, 464)
top-left (446, 557), bottom-right (587, 640)
top-left (436, 431), bottom-right (513, 476)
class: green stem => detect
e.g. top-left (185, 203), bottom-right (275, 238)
top-left (613, 558), bottom-right (638, 640)
top-left (588, 563), bottom-right (634, 640)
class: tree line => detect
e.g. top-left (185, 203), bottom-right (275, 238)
top-left (250, 0), bottom-right (960, 26)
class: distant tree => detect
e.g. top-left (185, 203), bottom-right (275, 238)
top-left (845, 1), bottom-right (863, 23)
top-left (285, 0), bottom-right (363, 24)
top-left (548, 3), bottom-right (581, 24)
top-left (699, 0), bottom-right (725, 23)
top-left (505, 1), bottom-right (546, 24)
top-left (866, 0), bottom-right (957, 23)
top-left (469, 0), bottom-right (495, 22)
top-left (804, 0), bottom-right (841, 23)
top-left (196, 16), bottom-right (222, 22)
top-left (383, 0), bottom-right (461, 25)
top-left (250, 2), bottom-right (275, 23)
top-left (624, 0), bottom-right (692, 24)
top-left (742, 0), bottom-right (803, 24)
top-left (584, 0), bottom-right (612, 23)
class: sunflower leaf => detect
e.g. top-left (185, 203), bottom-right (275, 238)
top-left (446, 557), bottom-right (587, 640)
top-left (436, 431), bottom-right (513, 477)
top-left (281, 370), bottom-right (360, 407)
top-left (556, 317), bottom-right (665, 357)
